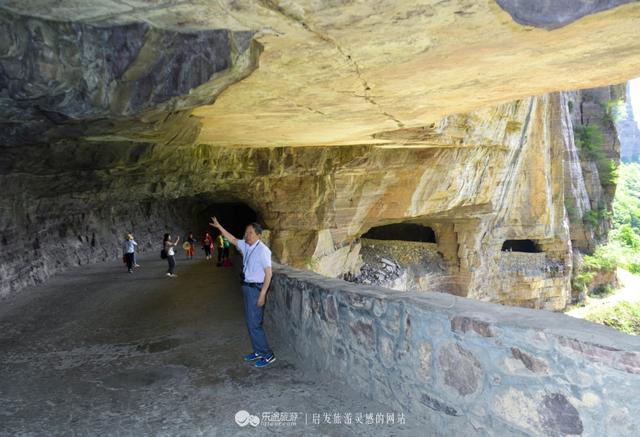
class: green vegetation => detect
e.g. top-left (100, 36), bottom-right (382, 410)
top-left (584, 301), bottom-right (640, 335)
top-left (574, 124), bottom-right (618, 188)
top-left (573, 164), bottom-right (640, 295)
top-left (602, 98), bottom-right (627, 124)
top-left (582, 207), bottom-right (609, 228)
top-left (608, 162), bottom-right (640, 274)
top-left (570, 161), bottom-right (640, 335)
top-left (612, 162), bottom-right (640, 230)
top-left (565, 198), bottom-right (579, 223)
top-left (572, 244), bottom-right (618, 295)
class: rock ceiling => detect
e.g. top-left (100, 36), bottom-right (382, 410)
top-left (2, 0), bottom-right (640, 148)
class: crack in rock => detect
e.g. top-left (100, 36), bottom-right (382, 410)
top-left (258, 0), bottom-right (404, 128)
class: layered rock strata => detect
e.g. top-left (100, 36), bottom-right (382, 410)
top-left (2, 1), bottom-right (639, 309)
top-left (0, 92), bottom-right (576, 309)
top-left (2, 1), bottom-right (640, 148)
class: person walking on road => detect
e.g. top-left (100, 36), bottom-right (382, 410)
top-left (209, 216), bottom-right (275, 368)
top-left (163, 233), bottom-right (180, 277)
top-left (185, 231), bottom-right (196, 260)
top-left (122, 233), bottom-right (137, 274)
top-left (216, 232), bottom-right (225, 266)
top-left (203, 232), bottom-right (214, 260)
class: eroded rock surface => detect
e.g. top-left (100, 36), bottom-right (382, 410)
top-left (1, 1), bottom-right (640, 147)
top-left (1, 1), bottom-right (638, 308)
top-left (0, 88), bottom-right (625, 309)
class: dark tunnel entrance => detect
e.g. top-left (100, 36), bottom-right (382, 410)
top-left (501, 239), bottom-right (541, 253)
top-left (362, 223), bottom-right (437, 243)
top-left (169, 197), bottom-right (261, 242)
top-left (202, 203), bottom-right (259, 239)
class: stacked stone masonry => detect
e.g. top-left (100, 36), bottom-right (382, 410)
top-left (266, 265), bottom-right (640, 436)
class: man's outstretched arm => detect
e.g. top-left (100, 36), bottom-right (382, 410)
top-left (209, 216), bottom-right (239, 247)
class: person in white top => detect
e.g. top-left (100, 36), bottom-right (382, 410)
top-left (210, 216), bottom-right (275, 368)
top-left (163, 233), bottom-right (180, 277)
top-left (122, 233), bottom-right (138, 273)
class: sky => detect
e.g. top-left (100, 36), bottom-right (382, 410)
top-left (630, 77), bottom-right (640, 129)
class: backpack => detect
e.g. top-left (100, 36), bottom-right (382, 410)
top-left (160, 249), bottom-right (167, 259)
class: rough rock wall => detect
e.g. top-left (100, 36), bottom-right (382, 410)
top-left (0, 7), bottom-right (261, 148)
top-left (563, 85), bottom-right (623, 286)
top-left (2, 1), bottom-right (640, 149)
top-left (323, 86), bottom-right (627, 309)
top-left (312, 93), bottom-right (576, 309)
top-left (2, 1), bottom-right (639, 307)
top-left (345, 239), bottom-right (451, 294)
top-left (2, 84), bottom-right (627, 309)
top-left (0, 193), bottom-right (204, 296)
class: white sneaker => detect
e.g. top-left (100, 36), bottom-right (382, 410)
top-left (166, 272), bottom-right (171, 277)
top-left (170, 274), bottom-right (178, 278)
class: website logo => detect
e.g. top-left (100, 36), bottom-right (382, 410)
top-left (235, 410), bottom-right (260, 427)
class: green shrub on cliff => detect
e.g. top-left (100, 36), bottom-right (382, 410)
top-left (583, 207), bottom-right (609, 228)
top-left (565, 198), bottom-right (579, 222)
top-left (572, 269), bottom-right (597, 294)
top-left (574, 124), bottom-right (618, 187)
top-left (582, 244), bottom-right (620, 271)
top-left (602, 98), bottom-right (627, 124)
top-left (600, 159), bottom-right (619, 188)
top-left (613, 224), bottom-right (640, 250)
top-left (612, 163), bottom-right (640, 231)
top-left (576, 164), bottom-right (640, 287)
top-left (572, 244), bottom-right (620, 295)
top-left (575, 124), bottom-right (603, 159)
top-left (584, 301), bottom-right (640, 335)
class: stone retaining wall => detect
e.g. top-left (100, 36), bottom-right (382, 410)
top-left (265, 264), bottom-right (640, 436)
top-left (499, 252), bottom-right (565, 277)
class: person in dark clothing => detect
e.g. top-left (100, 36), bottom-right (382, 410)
top-left (186, 232), bottom-right (196, 259)
top-left (203, 232), bottom-right (214, 260)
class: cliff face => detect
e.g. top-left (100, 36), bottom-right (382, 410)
top-left (0, 91), bottom-right (591, 309)
top-left (2, 1), bottom-right (640, 149)
top-left (564, 86), bottom-right (623, 253)
top-left (1, 1), bottom-right (637, 307)
top-left (0, 88), bottom-right (626, 308)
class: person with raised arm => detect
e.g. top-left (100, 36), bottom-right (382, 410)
top-left (209, 216), bottom-right (275, 368)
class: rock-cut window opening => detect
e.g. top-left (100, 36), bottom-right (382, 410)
top-left (501, 239), bottom-right (542, 253)
top-left (362, 223), bottom-right (437, 243)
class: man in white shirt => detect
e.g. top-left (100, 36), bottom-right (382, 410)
top-left (210, 216), bottom-right (275, 368)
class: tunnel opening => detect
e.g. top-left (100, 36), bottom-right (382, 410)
top-left (202, 202), bottom-right (259, 239)
top-left (362, 223), bottom-right (437, 243)
top-left (344, 222), bottom-right (457, 294)
top-left (170, 197), bottom-right (261, 242)
top-left (501, 239), bottom-right (541, 253)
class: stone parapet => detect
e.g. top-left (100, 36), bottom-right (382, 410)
top-left (266, 264), bottom-right (640, 436)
